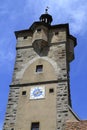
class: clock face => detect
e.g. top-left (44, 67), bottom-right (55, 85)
top-left (30, 86), bottom-right (45, 99)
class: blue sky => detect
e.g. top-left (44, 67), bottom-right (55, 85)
top-left (0, 0), bottom-right (87, 129)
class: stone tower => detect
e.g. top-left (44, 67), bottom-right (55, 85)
top-left (3, 11), bottom-right (79, 130)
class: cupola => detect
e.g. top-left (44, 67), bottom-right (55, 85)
top-left (39, 7), bottom-right (53, 25)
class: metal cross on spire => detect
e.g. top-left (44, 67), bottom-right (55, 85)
top-left (45, 6), bottom-right (49, 14)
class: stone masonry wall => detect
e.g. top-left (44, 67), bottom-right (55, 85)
top-left (12, 47), bottom-right (37, 84)
top-left (3, 87), bottom-right (20, 130)
top-left (3, 41), bottom-right (71, 130)
top-left (48, 43), bottom-right (70, 130)
top-left (48, 43), bottom-right (68, 81)
top-left (12, 42), bottom-right (68, 85)
top-left (56, 82), bottom-right (69, 130)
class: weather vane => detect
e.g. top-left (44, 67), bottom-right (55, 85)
top-left (45, 6), bottom-right (49, 14)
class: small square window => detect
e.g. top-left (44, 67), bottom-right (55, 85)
top-left (31, 122), bottom-right (39, 130)
top-left (49, 88), bottom-right (54, 93)
top-left (24, 36), bottom-right (27, 39)
top-left (22, 91), bottom-right (26, 95)
top-left (36, 65), bottom-right (43, 72)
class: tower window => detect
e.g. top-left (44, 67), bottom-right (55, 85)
top-left (37, 28), bottom-right (41, 32)
top-left (22, 91), bottom-right (26, 95)
top-left (23, 36), bottom-right (27, 39)
top-left (49, 88), bottom-right (54, 93)
top-left (36, 65), bottom-right (43, 72)
top-left (31, 122), bottom-right (39, 130)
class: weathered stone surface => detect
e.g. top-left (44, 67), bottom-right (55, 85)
top-left (3, 87), bottom-right (20, 130)
top-left (3, 21), bottom-right (77, 130)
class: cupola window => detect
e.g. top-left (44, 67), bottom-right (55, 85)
top-left (55, 32), bottom-right (59, 35)
top-left (36, 28), bottom-right (41, 32)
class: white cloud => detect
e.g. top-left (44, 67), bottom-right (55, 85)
top-left (1, 0), bottom-right (85, 35)
top-left (24, 0), bottom-right (87, 35)
top-left (70, 10), bottom-right (86, 34)
top-left (1, 0), bottom-right (87, 35)
top-left (0, 50), bottom-right (15, 72)
top-left (48, 0), bottom-right (87, 34)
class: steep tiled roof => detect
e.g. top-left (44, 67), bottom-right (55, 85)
top-left (65, 120), bottom-right (87, 130)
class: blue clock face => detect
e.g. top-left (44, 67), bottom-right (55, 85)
top-left (30, 87), bottom-right (45, 99)
top-left (33, 88), bottom-right (43, 97)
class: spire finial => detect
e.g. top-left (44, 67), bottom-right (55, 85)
top-left (45, 6), bottom-right (49, 14)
